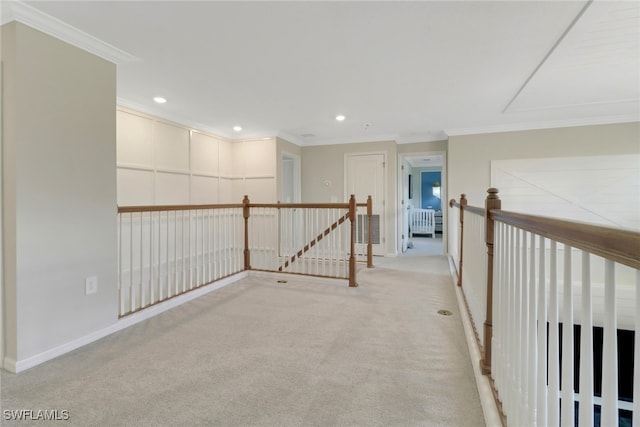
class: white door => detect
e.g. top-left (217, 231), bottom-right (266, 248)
top-left (346, 153), bottom-right (385, 256)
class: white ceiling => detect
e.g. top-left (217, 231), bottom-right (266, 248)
top-left (405, 155), bottom-right (443, 169)
top-left (4, 0), bottom-right (639, 146)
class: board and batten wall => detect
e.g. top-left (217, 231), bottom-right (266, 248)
top-left (2, 22), bottom-right (118, 371)
top-left (116, 107), bottom-right (277, 206)
top-left (447, 122), bottom-right (640, 264)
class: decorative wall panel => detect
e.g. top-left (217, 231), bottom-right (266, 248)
top-left (117, 168), bottom-right (153, 206)
top-left (155, 172), bottom-right (189, 205)
top-left (191, 175), bottom-right (219, 204)
top-left (154, 122), bottom-right (189, 172)
top-left (191, 132), bottom-right (218, 176)
top-left (116, 110), bottom-right (153, 167)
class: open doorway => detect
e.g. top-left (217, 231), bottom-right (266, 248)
top-left (281, 152), bottom-right (301, 203)
top-left (398, 152), bottom-right (446, 256)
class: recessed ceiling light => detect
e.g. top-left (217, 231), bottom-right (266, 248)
top-left (335, 115), bottom-right (346, 122)
top-left (153, 96), bottom-right (167, 104)
top-left (233, 126), bottom-right (242, 132)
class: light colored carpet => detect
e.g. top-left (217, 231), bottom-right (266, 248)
top-left (1, 256), bottom-right (484, 427)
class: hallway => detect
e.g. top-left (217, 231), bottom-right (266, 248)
top-left (1, 256), bottom-right (484, 426)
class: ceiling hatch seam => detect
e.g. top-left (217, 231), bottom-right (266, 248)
top-left (501, 0), bottom-right (594, 114)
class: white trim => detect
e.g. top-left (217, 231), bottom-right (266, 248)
top-left (308, 134), bottom-right (398, 147)
top-left (1, 0), bottom-right (137, 64)
top-left (6, 272), bottom-right (247, 373)
top-left (280, 151), bottom-right (302, 204)
top-left (445, 115), bottom-right (639, 137)
top-left (449, 256), bottom-right (502, 427)
top-left (117, 98), bottom-right (231, 140)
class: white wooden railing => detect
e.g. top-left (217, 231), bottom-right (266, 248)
top-left (450, 189), bottom-right (640, 427)
top-left (248, 196), bottom-right (372, 278)
top-left (117, 205), bottom-right (245, 316)
top-left (117, 196), bottom-right (373, 317)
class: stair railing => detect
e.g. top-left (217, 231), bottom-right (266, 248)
top-left (117, 195), bottom-right (373, 316)
top-left (450, 188), bottom-right (640, 427)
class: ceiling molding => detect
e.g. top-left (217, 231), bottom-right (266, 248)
top-left (505, 98), bottom-right (640, 114)
top-left (300, 134), bottom-right (399, 147)
top-left (117, 97), bottom-right (232, 139)
top-left (445, 114), bottom-right (639, 137)
top-left (1, 0), bottom-right (138, 64)
top-left (395, 134), bottom-right (449, 145)
top-left (275, 131), bottom-right (306, 147)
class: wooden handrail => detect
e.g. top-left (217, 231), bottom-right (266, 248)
top-left (491, 209), bottom-right (640, 270)
top-left (450, 198), bottom-right (639, 269)
top-left (252, 202), bottom-right (350, 209)
top-left (118, 203), bottom-right (243, 213)
top-left (118, 195), bottom-right (373, 286)
top-left (120, 202), bottom-right (368, 212)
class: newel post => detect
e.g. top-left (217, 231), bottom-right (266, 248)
top-left (481, 188), bottom-right (500, 375)
top-left (243, 195), bottom-right (251, 271)
top-left (348, 194), bottom-right (358, 287)
top-left (457, 194), bottom-right (467, 287)
top-left (366, 195), bottom-right (373, 268)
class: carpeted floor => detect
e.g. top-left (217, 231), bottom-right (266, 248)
top-left (1, 255), bottom-right (485, 427)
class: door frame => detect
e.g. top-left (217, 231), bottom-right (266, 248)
top-left (397, 151), bottom-right (447, 255)
top-left (344, 151), bottom-right (387, 256)
top-left (280, 151), bottom-right (301, 203)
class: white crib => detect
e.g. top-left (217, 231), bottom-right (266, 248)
top-left (409, 208), bottom-right (436, 238)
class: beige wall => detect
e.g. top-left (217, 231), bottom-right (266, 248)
top-left (447, 122), bottom-right (640, 259)
top-left (1, 23), bottom-right (118, 371)
top-left (302, 140), bottom-right (397, 254)
top-left (448, 122), bottom-right (639, 206)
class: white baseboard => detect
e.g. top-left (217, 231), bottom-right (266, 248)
top-left (6, 272), bottom-right (247, 373)
top-left (450, 263), bottom-right (501, 427)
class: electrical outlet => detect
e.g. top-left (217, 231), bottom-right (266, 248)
top-left (85, 276), bottom-right (98, 295)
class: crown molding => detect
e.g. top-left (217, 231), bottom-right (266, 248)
top-left (117, 97), bottom-right (233, 139)
top-left (1, 0), bottom-right (137, 64)
top-left (275, 131), bottom-right (306, 147)
top-left (300, 133), bottom-right (399, 147)
top-left (445, 115), bottom-right (639, 137)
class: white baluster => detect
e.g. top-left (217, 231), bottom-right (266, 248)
top-left (537, 236), bottom-right (548, 424)
top-left (561, 245), bottom-right (575, 427)
top-left (634, 269), bottom-right (640, 427)
top-left (578, 252), bottom-right (593, 427)
top-left (528, 231), bottom-right (538, 425)
top-left (173, 210), bottom-right (178, 296)
top-left (118, 213), bottom-right (123, 316)
top-left (600, 259), bottom-right (617, 425)
top-left (520, 230), bottom-right (530, 426)
top-left (548, 241), bottom-right (560, 426)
